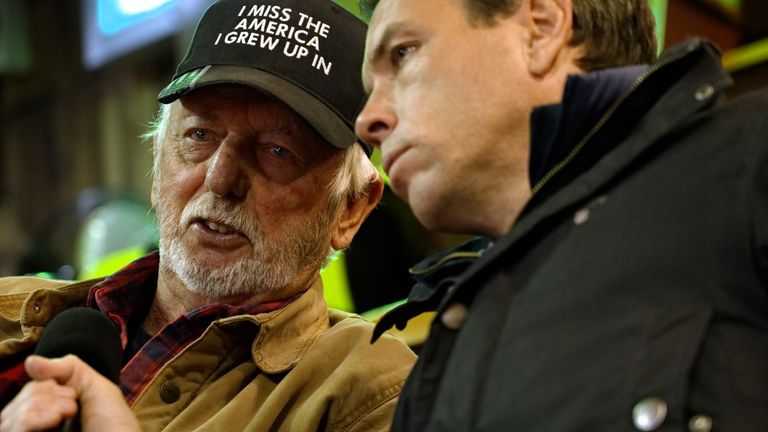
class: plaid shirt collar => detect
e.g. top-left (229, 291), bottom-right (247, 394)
top-left (87, 252), bottom-right (301, 404)
top-left (87, 251), bottom-right (160, 350)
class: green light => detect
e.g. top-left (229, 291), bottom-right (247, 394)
top-left (320, 250), bottom-right (356, 312)
top-left (722, 36), bottom-right (768, 72)
top-left (649, 0), bottom-right (668, 51)
top-left (332, 0), bottom-right (361, 17)
top-left (371, 148), bottom-right (391, 187)
top-left (715, 0), bottom-right (741, 15)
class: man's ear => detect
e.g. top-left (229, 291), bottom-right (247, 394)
top-left (331, 178), bottom-right (384, 251)
top-left (526, 0), bottom-right (574, 76)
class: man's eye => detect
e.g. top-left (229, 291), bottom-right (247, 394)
top-left (192, 129), bottom-right (213, 141)
top-left (269, 145), bottom-right (292, 159)
top-left (392, 44), bottom-right (416, 65)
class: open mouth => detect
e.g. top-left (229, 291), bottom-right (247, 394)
top-left (190, 217), bottom-right (248, 242)
top-left (201, 219), bottom-right (239, 235)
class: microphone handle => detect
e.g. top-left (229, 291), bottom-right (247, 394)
top-left (61, 414), bottom-right (80, 432)
top-left (48, 405), bottom-right (80, 432)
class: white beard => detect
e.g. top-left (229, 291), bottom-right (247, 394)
top-left (156, 192), bottom-right (334, 299)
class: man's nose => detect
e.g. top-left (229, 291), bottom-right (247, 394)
top-left (204, 141), bottom-right (249, 199)
top-left (355, 89), bottom-right (396, 149)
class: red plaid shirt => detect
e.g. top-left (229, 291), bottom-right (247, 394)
top-left (0, 349), bottom-right (33, 407)
top-left (0, 252), bottom-right (297, 407)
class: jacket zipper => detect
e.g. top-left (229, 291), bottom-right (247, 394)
top-left (530, 43), bottom-right (698, 195)
top-left (409, 251), bottom-right (485, 277)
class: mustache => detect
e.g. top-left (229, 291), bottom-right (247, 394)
top-left (179, 193), bottom-right (261, 241)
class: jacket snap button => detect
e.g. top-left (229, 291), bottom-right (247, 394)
top-left (33, 303), bottom-right (41, 313)
top-left (441, 303), bottom-right (468, 330)
top-left (694, 84), bottom-right (714, 101)
top-left (688, 414), bottom-right (712, 432)
top-left (632, 397), bottom-right (667, 431)
top-left (159, 381), bottom-right (181, 404)
top-left (573, 208), bottom-right (590, 225)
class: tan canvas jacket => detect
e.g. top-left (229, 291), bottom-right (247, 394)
top-left (0, 276), bottom-right (416, 431)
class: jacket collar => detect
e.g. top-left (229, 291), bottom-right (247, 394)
top-left (0, 276), bottom-right (96, 357)
top-left (372, 237), bottom-right (493, 341)
top-left (216, 277), bottom-right (330, 374)
top-left (0, 276), bottom-right (94, 326)
top-left (529, 64), bottom-right (647, 186)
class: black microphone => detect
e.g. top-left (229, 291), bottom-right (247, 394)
top-left (33, 307), bottom-right (123, 431)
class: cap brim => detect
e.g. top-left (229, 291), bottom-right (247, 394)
top-left (158, 65), bottom-right (369, 154)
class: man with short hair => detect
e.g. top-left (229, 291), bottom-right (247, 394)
top-left (0, 1), bottom-right (415, 431)
top-left (356, 0), bottom-right (768, 430)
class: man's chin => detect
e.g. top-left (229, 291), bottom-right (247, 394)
top-left (188, 246), bottom-right (253, 266)
top-left (173, 256), bottom-right (294, 300)
top-left (176, 265), bottom-right (257, 299)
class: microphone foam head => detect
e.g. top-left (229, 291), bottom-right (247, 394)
top-left (34, 307), bottom-right (122, 383)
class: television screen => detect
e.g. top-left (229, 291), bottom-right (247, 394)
top-left (82, 0), bottom-right (214, 69)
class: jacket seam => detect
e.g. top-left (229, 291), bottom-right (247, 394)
top-left (335, 380), bottom-right (404, 432)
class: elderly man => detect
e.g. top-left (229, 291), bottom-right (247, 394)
top-left (356, 0), bottom-right (768, 430)
top-left (0, 1), bottom-right (414, 431)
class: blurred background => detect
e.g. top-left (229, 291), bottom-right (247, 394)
top-left (1, 0), bottom-right (767, 318)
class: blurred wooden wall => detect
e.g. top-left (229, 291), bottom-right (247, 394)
top-left (1, 1), bottom-right (179, 274)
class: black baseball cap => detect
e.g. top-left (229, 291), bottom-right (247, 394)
top-left (158, 0), bottom-right (371, 155)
